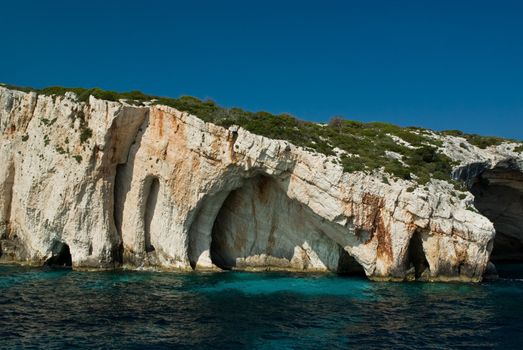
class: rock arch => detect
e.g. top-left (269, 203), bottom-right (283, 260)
top-left (187, 189), bottom-right (233, 269)
top-left (118, 172), bottom-right (171, 266)
top-left (188, 173), bottom-right (365, 274)
top-left (44, 241), bottom-right (72, 268)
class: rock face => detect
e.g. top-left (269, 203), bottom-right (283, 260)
top-left (470, 161), bottom-right (523, 262)
top-left (0, 86), bottom-right (521, 281)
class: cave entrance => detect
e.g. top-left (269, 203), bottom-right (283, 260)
top-left (471, 168), bottom-right (523, 263)
top-left (405, 230), bottom-right (429, 279)
top-left (206, 175), bottom-right (365, 275)
top-left (143, 177), bottom-right (160, 253)
top-left (44, 242), bottom-right (72, 268)
top-left (337, 248), bottom-right (366, 277)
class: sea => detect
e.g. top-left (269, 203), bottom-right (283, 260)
top-left (1, 264), bottom-right (522, 349)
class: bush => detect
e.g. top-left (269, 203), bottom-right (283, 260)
top-left (441, 130), bottom-right (464, 137)
top-left (465, 134), bottom-right (504, 149)
top-left (5, 83), bottom-right (519, 185)
top-left (328, 116), bottom-right (344, 129)
top-left (441, 129), bottom-right (508, 149)
top-left (80, 127), bottom-right (92, 144)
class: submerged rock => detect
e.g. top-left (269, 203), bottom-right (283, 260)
top-left (0, 86), bottom-right (521, 281)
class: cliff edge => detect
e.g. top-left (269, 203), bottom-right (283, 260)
top-left (1, 86), bottom-right (522, 281)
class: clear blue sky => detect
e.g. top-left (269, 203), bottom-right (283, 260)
top-left (1, 0), bottom-right (522, 139)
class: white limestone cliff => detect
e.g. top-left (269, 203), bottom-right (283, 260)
top-left (0, 86), bottom-right (521, 282)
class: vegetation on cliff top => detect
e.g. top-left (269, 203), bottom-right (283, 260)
top-left (438, 129), bottom-right (509, 149)
top-left (2, 83), bottom-right (520, 185)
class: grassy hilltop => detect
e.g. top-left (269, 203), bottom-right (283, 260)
top-left (2, 83), bottom-right (521, 185)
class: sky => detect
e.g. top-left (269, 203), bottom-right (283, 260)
top-left (1, 0), bottom-right (522, 139)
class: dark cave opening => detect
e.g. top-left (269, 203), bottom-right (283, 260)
top-left (144, 177), bottom-right (160, 253)
top-left (113, 164), bottom-right (126, 240)
top-left (406, 231), bottom-right (429, 279)
top-left (209, 235), bottom-right (231, 271)
top-left (44, 242), bottom-right (72, 268)
top-left (336, 248), bottom-right (366, 276)
top-left (113, 163), bottom-right (127, 265)
top-left (493, 262), bottom-right (523, 279)
top-left (471, 168), bottom-right (523, 263)
top-left (209, 186), bottom-right (242, 271)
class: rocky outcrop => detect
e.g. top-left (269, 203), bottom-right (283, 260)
top-left (446, 140), bottom-right (523, 265)
top-left (470, 160), bottom-right (523, 262)
top-left (0, 86), bottom-right (521, 281)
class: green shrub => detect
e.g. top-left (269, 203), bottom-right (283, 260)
top-left (41, 117), bottom-right (57, 126)
top-left (441, 129), bottom-right (508, 149)
top-left (28, 85), bottom-right (456, 183)
top-left (441, 130), bottom-right (464, 137)
top-left (4, 83), bottom-right (520, 185)
top-left (465, 134), bottom-right (504, 149)
top-left (466, 205), bottom-right (478, 212)
top-left (80, 127), bottom-right (92, 144)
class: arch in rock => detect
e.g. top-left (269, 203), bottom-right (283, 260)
top-left (187, 173), bottom-right (366, 275)
top-left (109, 108), bottom-right (151, 264)
top-left (187, 190), bottom-right (233, 269)
top-left (404, 230), bottom-right (430, 280)
top-left (144, 177), bottom-right (160, 253)
top-left (44, 241), bottom-right (72, 268)
top-left (116, 169), bottom-right (169, 267)
top-left (470, 163), bottom-right (523, 262)
top-left (336, 248), bottom-right (366, 276)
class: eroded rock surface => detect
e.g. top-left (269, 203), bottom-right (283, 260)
top-left (0, 86), bottom-right (521, 281)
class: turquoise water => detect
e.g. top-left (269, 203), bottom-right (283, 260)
top-left (1, 264), bottom-right (523, 349)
